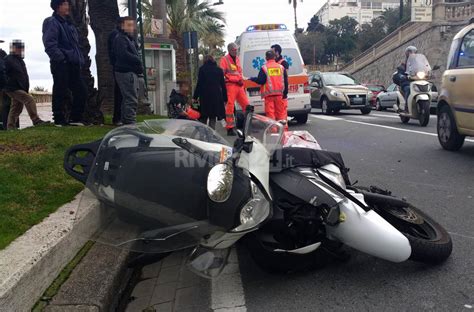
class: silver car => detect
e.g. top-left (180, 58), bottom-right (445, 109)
top-left (376, 83), bottom-right (438, 113)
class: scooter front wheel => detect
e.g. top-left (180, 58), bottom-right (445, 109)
top-left (418, 100), bottom-right (431, 127)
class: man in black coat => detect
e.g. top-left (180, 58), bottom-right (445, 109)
top-left (4, 41), bottom-right (47, 129)
top-left (43, 0), bottom-right (87, 126)
top-left (0, 44), bottom-right (12, 130)
top-left (193, 55), bottom-right (227, 130)
top-left (113, 17), bottom-right (143, 125)
top-left (108, 18), bottom-right (123, 126)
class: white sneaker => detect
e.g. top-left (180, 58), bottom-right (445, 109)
top-left (69, 121), bottom-right (85, 127)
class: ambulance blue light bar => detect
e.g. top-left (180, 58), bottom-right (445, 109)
top-left (246, 24), bottom-right (288, 32)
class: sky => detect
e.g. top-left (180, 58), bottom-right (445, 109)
top-left (0, 0), bottom-right (322, 91)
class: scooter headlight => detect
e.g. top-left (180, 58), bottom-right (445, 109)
top-left (232, 181), bottom-right (270, 232)
top-left (416, 71), bottom-right (426, 80)
top-left (207, 164), bottom-right (234, 203)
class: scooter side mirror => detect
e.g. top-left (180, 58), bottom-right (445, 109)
top-left (236, 129), bottom-right (244, 138)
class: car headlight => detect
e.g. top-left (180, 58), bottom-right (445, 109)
top-left (329, 90), bottom-right (340, 97)
top-left (232, 181), bottom-right (270, 232)
top-left (416, 71), bottom-right (426, 80)
top-left (207, 164), bottom-right (233, 202)
top-left (318, 166), bottom-right (346, 190)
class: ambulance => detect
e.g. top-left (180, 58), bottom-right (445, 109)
top-left (235, 24), bottom-right (311, 124)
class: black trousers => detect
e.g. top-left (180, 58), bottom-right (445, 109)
top-left (51, 62), bottom-right (87, 123)
top-left (112, 71), bottom-right (123, 123)
top-left (0, 92), bottom-right (18, 130)
top-left (199, 115), bottom-right (217, 130)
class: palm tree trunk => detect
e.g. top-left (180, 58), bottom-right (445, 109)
top-left (170, 31), bottom-right (188, 83)
top-left (70, 0), bottom-right (103, 124)
top-left (88, 0), bottom-right (120, 115)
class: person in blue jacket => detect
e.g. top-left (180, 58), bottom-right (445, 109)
top-left (42, 0), bottom-right (87, 126)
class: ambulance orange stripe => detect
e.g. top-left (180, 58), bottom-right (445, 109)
top-left (244, 75), bottom-right (308, 88)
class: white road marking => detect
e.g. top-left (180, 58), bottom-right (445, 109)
top-left (211, 248), bottom-right (247, 312)
top-left (449, 232), bottom-right (474, 240)
top-left (310, 115), bottom-right (343, 121)
top-left (371, 113), bottom-right (401, 119)
top-left (344, 119), bottom-right (474, 143)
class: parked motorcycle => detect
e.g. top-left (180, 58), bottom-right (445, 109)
top-left (64, 110), bottom-right (452, 277)
top-left (395, 54), bottom-right (434, 127)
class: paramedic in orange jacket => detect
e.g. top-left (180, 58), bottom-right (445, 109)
top-left (219, 42), bottom-right (249, 136)
top-left (250, 50), bottom-right (288, 122)
top-left (271, 44), bottom-right (289, 129)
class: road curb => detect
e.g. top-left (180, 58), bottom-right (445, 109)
top-left (0, 192), bottom-right (103, 311)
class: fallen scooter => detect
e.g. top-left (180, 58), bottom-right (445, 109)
top-left (64, 108), bottom-right (452, 276)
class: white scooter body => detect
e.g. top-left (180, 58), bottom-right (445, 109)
top-left (234, 131), bottom-right (412, 263)
top-left (399, 80), bottom-right (431, 119)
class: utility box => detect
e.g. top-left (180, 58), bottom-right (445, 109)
top-left (144, 38), bottom-right (177, 116)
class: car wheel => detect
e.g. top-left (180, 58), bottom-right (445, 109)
top-left (360, 107), bottom-right (372, 115)
top-left (332, 108), bottom-right (340, 114)
top-left (437, 105), bottom-right (465, 151)
top-left (295, 113), bottom-right (308, 124)
top-left (321, 97), bottom-right (331, 115)
top-left (376, 99), bottom-right (382, 111)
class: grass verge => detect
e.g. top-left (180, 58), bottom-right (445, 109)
top-left (0, 115), bottom-right (162, 250)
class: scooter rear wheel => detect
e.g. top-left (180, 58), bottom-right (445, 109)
top-left (375, 203), bottom-right (452, 264)
top-left (400, 116), bottom-right (410, 124)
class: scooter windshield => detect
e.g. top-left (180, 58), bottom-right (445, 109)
top-left (244, 113), bottom-right (284, 153)
top-left (74, 119), bottom-right (231, 254)
top-left (406, 54), bottom-right (432, 79)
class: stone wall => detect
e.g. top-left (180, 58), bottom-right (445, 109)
top-left (351, 24), bottom-right (466, 88)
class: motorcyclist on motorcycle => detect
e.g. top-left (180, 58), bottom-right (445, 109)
top-left (393, 46), bottom-right (418, 112)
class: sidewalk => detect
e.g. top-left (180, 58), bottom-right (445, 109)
top-left (125, 248), bottom-right (246, 312)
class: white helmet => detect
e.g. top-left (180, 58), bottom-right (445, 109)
top-left (405, 46), bottom-right (418, 54)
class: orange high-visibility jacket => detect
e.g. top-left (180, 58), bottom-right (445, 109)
top-left (220, 54), bottom-right (243, 84)
top-left (260, 60), bottom-right (284, 98)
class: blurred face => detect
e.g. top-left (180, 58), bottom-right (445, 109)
top-left (229, 46), bottom-right (238, 57)
top-left (122, 19), bottom-right (136, 36)
top-left (272, 48), bottom-right (280, 58)
top-left (57, 1), bottom-right (70, 17)
top-left (11, 45), bottom-right (24, 58)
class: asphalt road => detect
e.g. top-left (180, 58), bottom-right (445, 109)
top-left (237, 109), bottom-right (474, 312)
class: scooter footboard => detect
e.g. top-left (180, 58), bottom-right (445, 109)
top-left (325, 201), bottom-right (411, 263)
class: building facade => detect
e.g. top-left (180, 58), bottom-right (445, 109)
top-left (316, 0), bottom-right (400, 26)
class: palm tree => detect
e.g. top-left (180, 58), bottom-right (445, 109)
top-left (69, 0), bottom-right (107, 123)
top-left (88, 0), bottom-right (120, 115)
top-left (167, 0), bottom-right (226, 80)
top-left (289, 0), bottom-right (303, 35)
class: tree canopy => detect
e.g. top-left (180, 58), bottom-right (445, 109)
top-left (298, 6), bottom-right (411, 66)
